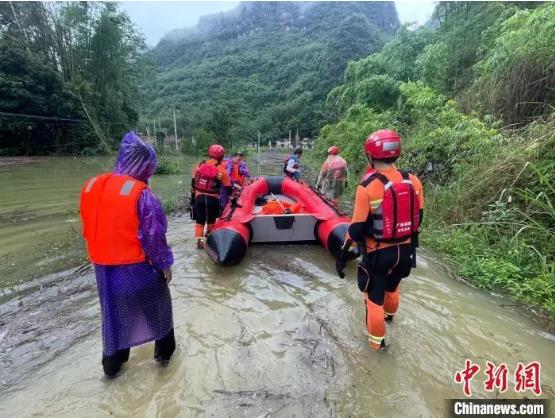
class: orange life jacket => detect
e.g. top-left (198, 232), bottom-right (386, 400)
top-left (80, 173), bottom-right (147, 265)
top-left (230, 162), bottom-right (243, 185)
top-left (260, 200), bottom-right (305, 215)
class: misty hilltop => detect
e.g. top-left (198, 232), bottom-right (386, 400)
top-left (141, 1), bottom-right (399, 144)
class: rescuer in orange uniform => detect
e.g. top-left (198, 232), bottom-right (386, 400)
top-left (336, 130), bottom-right (424, 351)
top-left (192, 144), bottom-right (232, 248)
top-left (316, 145), bottom-right (348, 207)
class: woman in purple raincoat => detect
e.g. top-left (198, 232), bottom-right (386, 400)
top-left (80, 132), bottom-right (175, 377)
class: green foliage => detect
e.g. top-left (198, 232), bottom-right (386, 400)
top-left (415, 41), bottom-right (451, 92)
top-left (317, 104), bottom-right (398, 182)
top-left (0, 39), bottom-right (89, 154)
top-left (179, 128), bottom-right (216, 157)
top-left (471, 4), bottom-right (555, 124)
top-left (343, 27), bottom-right (433, 84)
top-left (316, 2), bottom-right (555, 314)
top-left (141, 2), bottom-right (399, 149)
top-left (155, 154), bottom-right (183, 175)
top-left (0, 2), bottom-right (146, 155)
top-left (431, 1), bottom-right (511, 94)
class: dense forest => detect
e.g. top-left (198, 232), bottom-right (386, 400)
top-left (0, 2), bottom-right (146, 154)
top-left (141, 1), bottom-right (399, 152)
top-left (315, 2), bottom-right (555, 314)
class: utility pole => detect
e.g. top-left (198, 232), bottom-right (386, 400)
top-left (257, 131), bottom-right (261, 176)
top-left (173, 108), bottom-right (178, 151)
top-left (146, 122), bottom-right (150, 141)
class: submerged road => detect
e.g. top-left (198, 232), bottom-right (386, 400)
top-left (1, 213), bottom-right (554, 417)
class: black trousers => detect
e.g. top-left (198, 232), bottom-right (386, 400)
top-left (102, 328), bottom-right (176, 377)
top-left (363, 244), bottom-right (413, 306)
top-left (194, 194), bottom-right (220, 226)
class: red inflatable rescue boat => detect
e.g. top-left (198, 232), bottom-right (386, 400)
top-left (205, 176), bottom-right (354, 266)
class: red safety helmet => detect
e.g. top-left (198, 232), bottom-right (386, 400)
top-left (364, 130), bottom-right (401, 160)
top-left (328, 145), bottom-right (339, 155)
top-left (208, 144), bottom-right (225, 159)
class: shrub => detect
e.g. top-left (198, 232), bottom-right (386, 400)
top-left (155, 154), bottom-right (183, 175)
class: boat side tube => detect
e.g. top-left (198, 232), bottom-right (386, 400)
top-left (205, 224), bottom-right (250, 266)
top-left (281, 176), bottom-right (355, 258)
top-left (317, 217), bottom-right (350, 258)
top-left (205, 177), bottom-right (270, 266)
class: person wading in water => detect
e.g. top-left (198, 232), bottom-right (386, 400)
top-left (284, 148), bottom-right (303, 181)
top-left (80, 132), bottom-right (176, 377)
top-left (315, 145), bottom-right (348, 207)
top-left (336, 130), bottom-right (424, 351)
top-left (191, 144), bottom-right (232, 249)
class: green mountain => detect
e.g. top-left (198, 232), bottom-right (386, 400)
top-left (141, 1), bottom-right (399, 149)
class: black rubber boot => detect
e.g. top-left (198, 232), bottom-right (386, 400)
top-left (154, 328), bottom-right (176, 366)
top-left (102, 348), bottom-right (130, 378)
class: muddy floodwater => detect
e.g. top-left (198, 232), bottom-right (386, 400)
top-left (0, 156), bottom-right (191, 293)
top-left (0, 154), bottom-right (554, 417)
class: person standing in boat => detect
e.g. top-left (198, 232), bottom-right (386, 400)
top-left (315, 145), bottom-right (348, 207)
top-left (237, 152), bottom-right (252, 185)
top-left (226, 152), bottom-right (252, 188)
top-left (192, 144), bottom-right (232, 249)
top-left (221, 152), bottom-right (251, 208)
top-left (80, 132), bottom-right (176, 377)
top-left (336, 130), bottom-right (424, 352)
top-left (284, 148), bottom-right (303, 181)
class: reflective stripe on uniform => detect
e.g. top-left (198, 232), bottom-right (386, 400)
top-left (369, 334), bottom-right (384, 343)
top-left (120, 180), bottom-right (135, 196)
top-left (84, 177), bottom-right (98, 193)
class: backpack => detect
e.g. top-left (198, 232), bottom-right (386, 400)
top-left (361, 170), bottom-right (420, 243)
top-left (194, 161), bottom-right (221, 193)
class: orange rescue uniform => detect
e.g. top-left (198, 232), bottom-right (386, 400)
top-left (193, 159), bottom-right (231, 239)
top-left (348, 166), bottom-right (424, 350)
top-left (350, 167), bottom-right (423, 252)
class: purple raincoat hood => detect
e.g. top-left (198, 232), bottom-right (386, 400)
top-left (114, 132), bottom-right (158, 183)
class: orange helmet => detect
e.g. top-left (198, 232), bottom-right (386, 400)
top-left (328, 145), bottom-right (339, 155)
top-left (208, 144), bottom-right (225, 159)
top-left (364, 130), bottom-right (401, 160)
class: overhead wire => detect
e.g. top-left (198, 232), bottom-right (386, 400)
top-left (0, 111), bottom-right (127, 125)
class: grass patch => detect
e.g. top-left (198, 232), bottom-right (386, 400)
top-left (155, 154), bottom-right (184, 175)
